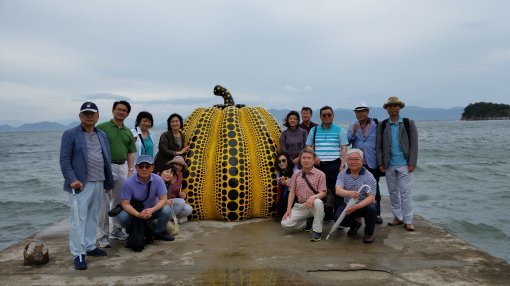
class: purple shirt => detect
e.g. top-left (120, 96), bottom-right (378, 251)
top-left (121, 173), bottom-right (167, 209)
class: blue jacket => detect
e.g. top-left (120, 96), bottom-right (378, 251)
top-left (347, 118), bottom-right (378, 169)
top-left (60, 124), bottom-right (114, 192)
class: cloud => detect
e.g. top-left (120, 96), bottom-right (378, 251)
top-left (284, 85), bottom-right (313, 93)
top-left (80, 93), bottom-right (132, 102)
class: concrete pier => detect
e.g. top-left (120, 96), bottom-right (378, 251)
top-left (1, 198), bottom-right (509, 285)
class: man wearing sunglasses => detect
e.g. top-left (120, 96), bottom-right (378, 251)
top-left (118, 155), bottom-right (174, 242)
top-left (306, 106), bottom-right (348, 220)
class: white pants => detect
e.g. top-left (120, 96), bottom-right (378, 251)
top-left (385, 165), bottom-right (414, 224)
top-left (281, 199), bottom-right (325, 233)
top-left (69, 181), bottom-right (103, 257)
top-left (97, 162), bottom-right (127, 238)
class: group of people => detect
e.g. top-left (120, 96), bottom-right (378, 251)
top-left (278, 97), bottom-right (418, 243)
top-left (59, 96), bottom-right (418, 269)
top-left (60, 101), bottom-right (192, 270)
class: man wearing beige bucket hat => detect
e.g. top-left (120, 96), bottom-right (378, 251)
top-left (376, 97), bottom-right (418, 231)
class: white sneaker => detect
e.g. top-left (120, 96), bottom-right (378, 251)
top-left (110, 228), bottom-right (128, 240)
top-left (177, 217), bottom-right (188, 224)
top-left (98, 236), bottom-right (110, 248)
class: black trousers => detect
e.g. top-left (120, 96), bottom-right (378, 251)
top-left (364, 166), bottom-right (382, 216)
top-left (317, 158), bottom-right (342, 219)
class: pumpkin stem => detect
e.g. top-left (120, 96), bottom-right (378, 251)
top-left (214, 85), bottom-right (235, 106)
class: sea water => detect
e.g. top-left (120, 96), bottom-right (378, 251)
top-left (0, 120), bottom-right (509, 262)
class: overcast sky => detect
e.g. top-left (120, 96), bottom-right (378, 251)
top-left (1, 0), bottom-right (509, 125)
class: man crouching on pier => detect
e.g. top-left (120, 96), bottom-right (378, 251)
top-left (334, 149), bottom-right (377, 243)
top-left (281, 149), bottom-right (327, 242)
top-left (118, 155), bottom-right (174, 242)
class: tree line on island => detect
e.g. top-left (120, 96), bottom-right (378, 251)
top-left (461, 102), bottom-right (510, 120)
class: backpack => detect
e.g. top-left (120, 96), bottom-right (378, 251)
top-left (380, 118), bottom-right (410, 141)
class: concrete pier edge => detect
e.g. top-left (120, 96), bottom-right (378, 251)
top-left (1, 198), bottom-right (509, 285)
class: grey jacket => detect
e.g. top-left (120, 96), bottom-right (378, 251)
top-left (376, 118), bottom-right (418, 168)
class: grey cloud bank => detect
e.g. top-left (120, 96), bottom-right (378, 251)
top-left (0, 0), bottom-right (509, 124)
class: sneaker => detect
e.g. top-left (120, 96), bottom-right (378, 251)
top-left (303, 218), bottom-right (313, 232)
top-left (387, 217), bottom-right (403, 226)
top-left (73, 255), bottom-right (87, 270)
top-left (310, 231), bottom-right (321, 242)
top-left (154, 231), bottom-right (175, 241)
top-left (177, 217), bottom-right (188, 224)
top-left (86, 248), bottom-right (107, 257)
top-left (363, 234), bottom-right (374, 244)
top-left (98, 235), bottom-right (110, 248)
top-left (110, 228), bottom-right (128, 240)
top-left (376, 216), bottom-right (383, 224)
top-left (404, 224), bottom-right (415, 231)
top-left (347, 221), bottom-right (361, 236)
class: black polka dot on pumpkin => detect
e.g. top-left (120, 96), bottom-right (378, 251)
top-left (228, 190), bottom-right (239, 200)
top-left (228, 139), bottom-right (237, 147)
top-left (227, 202), bottom-right (238, 211)
top-left (228, 157), bottom-right (238, 166)
top-left (228, 167), bottom-right (238, 176)
top-left (227, 212), bottom-right (238, 221)
top-left (228, 178), bottom-right (239, 188)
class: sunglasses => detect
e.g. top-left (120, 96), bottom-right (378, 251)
top-left (137, 164), bottom-right (152, 169)
top-left (321, 113), bottom-right (333, 117)
top-left (278, 159), bottom-right (287, 163)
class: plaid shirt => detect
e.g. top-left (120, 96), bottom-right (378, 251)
top-left (289, 167), bottom-right (327, 203)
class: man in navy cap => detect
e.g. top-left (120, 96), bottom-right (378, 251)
top-left (118, 155), bottom-right (175, 242)
top-left (60, 102), bottom-right (114, 270)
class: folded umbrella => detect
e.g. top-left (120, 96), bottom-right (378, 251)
top-left (326, 184), bottom-right (371, 240)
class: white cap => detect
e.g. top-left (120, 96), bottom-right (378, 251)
top-left (353, 101), bottom-right (369, 111)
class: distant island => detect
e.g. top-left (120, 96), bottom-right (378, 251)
top-left (461, 102), bottom-right (510, 120)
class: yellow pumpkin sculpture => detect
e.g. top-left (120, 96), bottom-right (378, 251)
top-left (182, 85), bottom-right (281, 221)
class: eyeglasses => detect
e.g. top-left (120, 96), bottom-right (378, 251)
top-left (278, 159), bottom-right (287, 163)
top-left (321, 113), bottom-right (333, 117)
top-left (137, 164), bottom-right (152, 169)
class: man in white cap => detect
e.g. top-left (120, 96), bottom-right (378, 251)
top-left (376, 97), bottom-right (418, 231)
top-left (347, 102), bottom-right (383, 224)
top-left (60, 102), bottom-right (114, 269)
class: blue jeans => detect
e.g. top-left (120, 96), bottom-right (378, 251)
top-left (334, 203), bottom-right (377, 236)
top-left (118, 205), bottom-right (172, 233)
top-left (385, 165), bottom-right (414, 224)
top-left (68, 181), bottom-right (103, 257)
top-left (171, 198), bottom-right (193, 219)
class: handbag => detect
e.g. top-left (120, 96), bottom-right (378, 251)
top-left (301, 170), bottom-right (335, 208)
top-left (166, 211), bottom-right (180, 236)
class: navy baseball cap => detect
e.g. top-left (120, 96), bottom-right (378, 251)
top-left (80, 102), bottom-right (99, 113)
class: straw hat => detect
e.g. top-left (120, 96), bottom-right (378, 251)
top-left (166, 156), bottom-right (188, 172)
top-left (383, 97), bottom-right (405, 109)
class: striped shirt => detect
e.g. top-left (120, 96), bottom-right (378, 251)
top-left (336, 167), bottom-right (376, 204)
top-left (306, 124), bottom-right (348, 161)
top-left (84, 129), bottom-right (105, 182)
top-left (289, 167), bottom-right (327, 204)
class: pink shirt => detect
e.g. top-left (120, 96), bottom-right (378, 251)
top-left (289, 167), bottom-right (327, 203)
top-left (167, 173), bottom-right (182, 199)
